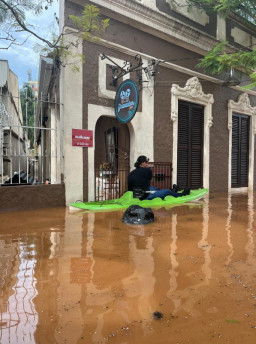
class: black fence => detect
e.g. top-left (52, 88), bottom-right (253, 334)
top-left (150, 162), bottom-right (172, 190)
top-left (95, 162), bottom-right (172, 201)
top-left (95, 168), bottom-right (129, 201)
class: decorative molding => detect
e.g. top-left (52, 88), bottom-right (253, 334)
top-left (228, 116), bottom-right (232, 130)
top-left (171, 77), bottom-right (214, 127)
top-left (228, 93), bottom-right (256, 116)
top-left (166, 0), bottom-right (209, 27)
top-left (228, 93), bottom-right (256, 133)
top-left (171, 110), bottom-right (178, 122)
top-left (63, 26), bottom-right (256, 97)
top-left (171, 77), bottom-right (214, 189)
top-left (208, 116), bottom-right (213, 128)
top-left (89, 0), bottom-right (219, 54)
top-left (172, 77), bottom-right (214, 102)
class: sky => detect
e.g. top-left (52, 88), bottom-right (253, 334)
top-left (1, 1), bottom-right (59, 88)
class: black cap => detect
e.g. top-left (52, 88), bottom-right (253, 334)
top-left (136, 155), bottom-right (149, 164)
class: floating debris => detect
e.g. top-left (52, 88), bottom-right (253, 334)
top-left (153, 311), bottom-right (163, 319)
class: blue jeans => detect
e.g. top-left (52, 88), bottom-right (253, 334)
top-left (147, 186), bottom-right (183, 200)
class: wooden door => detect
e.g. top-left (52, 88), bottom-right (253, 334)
top-left (232, 113), bottom-right (249, 187)
top-left (177, 100), bottom-right (204, 189)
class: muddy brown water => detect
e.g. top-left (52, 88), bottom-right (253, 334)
top-left (1, 192), bottom-right (256, 343)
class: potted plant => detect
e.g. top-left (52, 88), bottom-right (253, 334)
top-left (99, 162), bottom-right (113, 177)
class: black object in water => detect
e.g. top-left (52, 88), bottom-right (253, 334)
top-left (122, 205), bottom-right (154, 225)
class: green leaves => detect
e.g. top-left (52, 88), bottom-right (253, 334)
top-left (57, 4), bottom-right (109, 72)
top-left (196, 41), bottom-right (256, 89)
top-left (69, 4), bottom-right (109, 41)
top-left (196, 41), bottom-right (228, 74)
top-left (33, 4), bottom-right (109, 73)
top-left (188, 0), bottom-right (256, 22)
top-left (188, 1), bottom-right (256, 88)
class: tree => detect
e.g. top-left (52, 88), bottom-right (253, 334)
top-left (38, 5), bottom-right (109, 71)
top-left (0, 1), bottom-right (109, 69)
top-left (187, 0), bottom-right (256, 22)
top-left (186, 0), bottom-right (256, 89)
top-left (0, 0), bottom-right (58, 49)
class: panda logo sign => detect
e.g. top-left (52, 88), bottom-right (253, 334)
top-left (114, 79), bottom-right (139, 124)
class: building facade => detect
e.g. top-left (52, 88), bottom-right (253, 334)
top-left (0, 60), bottom-right (27, 181)
top-left (59, 0), bottom-right (256, 204)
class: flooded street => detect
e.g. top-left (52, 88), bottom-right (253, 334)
top-left (1, 192), bottom-right (256, 343)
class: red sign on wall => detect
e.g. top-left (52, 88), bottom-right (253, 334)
top-left (72, 129), bottom-right (93, 147)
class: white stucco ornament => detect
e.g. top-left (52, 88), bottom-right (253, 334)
top-left (239, 93), bottom-right (252, 110)
top-left (228, 93), bottom-right (256, 130)
top-left (171, 110), bottom-right (178, 121)
top-left (184, 77), bottom-right (204, 98)
top-left (171, 76), bottom-right (214, 126)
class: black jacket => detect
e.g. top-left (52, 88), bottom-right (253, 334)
top-left (128, 167), bottom-right (152, 192)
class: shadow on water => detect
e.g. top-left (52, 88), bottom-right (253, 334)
top-left (1, 193), bottom-right (256, 343)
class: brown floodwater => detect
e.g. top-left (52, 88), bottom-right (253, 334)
top-left (1, 192), bottom-right (256, 343)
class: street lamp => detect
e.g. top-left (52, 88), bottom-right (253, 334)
top-left (223, 68), bottom-right (241, 86)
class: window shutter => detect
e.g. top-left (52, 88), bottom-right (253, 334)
top-left (232, 114), bottom-right (249, 188)
top-left (240, 116), bottom-right (249, 186)
top-left (191, 105), bottom-right (203, 189)
top-left (178, 101), bottom-right (204, 189)
top-left (232, 115), bottom-right (239, 186)
top-left (177, 102), bottom-right (189, 188)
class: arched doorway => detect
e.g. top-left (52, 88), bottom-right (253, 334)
top-left (95, 116), bottom-right (130, 200)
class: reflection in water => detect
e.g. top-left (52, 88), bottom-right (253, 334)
top-left (85, 213), bottom-right (106, 344)
top-left (225, 193), bottom-right (234, 265)
top-left (198, 196), bottom-right (212, 283)
top-left (245, 191), bottom-right (254, 264)
top-left (78, 211), bottom-right (156, 342)
top-left (0, 241), bottom-right (38, 344)
top-left (167, 199), bottom-right (212, 316)
top-left (0, 211), bottom-right (65, 344)
top-left (126, 234), bottom-right (155, 332)
top-left (167, 214), bottom-right (179, 309)
top-left (1, 195), bottom-right (256, 343)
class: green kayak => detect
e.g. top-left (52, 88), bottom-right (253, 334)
top-left (69, 188), bottom-right (208, 212)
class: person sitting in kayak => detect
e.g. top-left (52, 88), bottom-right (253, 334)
top-left (128, 155), bottom-right (190, 200)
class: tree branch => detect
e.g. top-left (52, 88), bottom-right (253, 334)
top-left (0, 0), bottom-right (57, 48)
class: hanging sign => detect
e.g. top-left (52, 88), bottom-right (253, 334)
top-left (114, 79), bottom-right (139, 124)
top-left (72, 129), bottom-right (93, 147)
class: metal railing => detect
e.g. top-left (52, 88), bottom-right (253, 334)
top-left (95, 168), bottom-right (129, 201)
top-left (0, 89), bottom-right (62, 186)
top-left (150, 162), bottom-right (172, 190)
top-left (94, 162), bottom-right (172, 201)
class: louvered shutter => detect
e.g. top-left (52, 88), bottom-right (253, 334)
top-left (232, 115), bottom-right (239, 186)
top-left (177, 101), bottom-right (204, 189)
top-left (232, 114), bottom-right (249, 187)
top-left (191, 105), bottom-right (203, 189)
top-left (177, 102), bottom-right (189, 188)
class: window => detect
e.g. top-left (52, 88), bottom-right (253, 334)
top-left (105, 127), bottom-right (118, 170)
top-left (177, 100), bottom-right (204, 189)
top-left (232, 113), bottom-right (249, 187)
